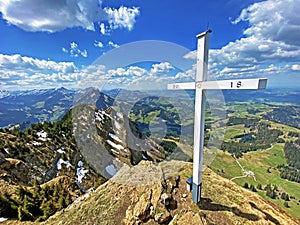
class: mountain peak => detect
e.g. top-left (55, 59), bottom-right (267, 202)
top-left (44, 160), bottom-right (299, 225)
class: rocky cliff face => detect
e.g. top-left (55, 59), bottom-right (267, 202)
top-left (41, 160), bottom-right (299, 225)
top-left (72, 104), bottom-right (167, 180)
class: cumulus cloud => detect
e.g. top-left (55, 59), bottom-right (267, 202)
top-left (104, 6), bottom-right (140, 31)
top-left (0, 53), bottom-right (80, 89)
top-left (106, 66), bottom-right (146, 78)
top-left (62, 42), bottom-right (88, 58)
top-left (101, 62), bottom-right (179, 89)
top-left (0, 54), bottom-right (77, 73)
top-left (209, 0), bottom-right (300, 79)
top-left (0, 0), bottom-right (140, 33)
top-left (183, 50), bottom-right (197, 60)
top-left (99, 23), bottom-right (106, 35)
top-left (0, 54), bottom-right (181, 90)
top-left (108, 41), bottom-right (120, 48)
top-left (233, 0), bottom-right (300, 46)
top-left (98, 6), bottom-right (140, 35)
top-left (94, 40), bottom-right (104, 48)
top-left (0, 0), bottom-right (104, 32)
top-left (0, 51), bottom-right (184, 90)
top-left (150, 62), bottom-right (175, 75)
top-left (291, 64), bottom-right (300, 71)
top-left (94, 40), bottom-right (119, 50)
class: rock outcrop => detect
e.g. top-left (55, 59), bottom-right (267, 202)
top-left (41, 160), bottom-right (299, 225)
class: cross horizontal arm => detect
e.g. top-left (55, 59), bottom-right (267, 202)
top-left (167, 78), bottom-right (267, 91)
top-left (201, 78), bottom-right (267, 90)
top-left (167, 82), bottom-right (195, 90)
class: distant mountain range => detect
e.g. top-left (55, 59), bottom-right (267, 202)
top-left (0, 87), bottom-right (74, 128)
top-left (1, 87), bottom-right (299, 130)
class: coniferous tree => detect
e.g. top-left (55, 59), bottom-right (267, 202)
top-left (284, 201), bottom-right (290, 208)
top-left (285, 193), bottom-right (290, 201)
top-left (32, 179), bottom-right (42, 201)
top-left (243, 182), bottom-right (249, 189)
top-left (0, 193), bottom-right (18, 218)
top-left (250, 184), bottom-right (257, 192)
top-left (65, 193), bottom-right (72, 206)
top-left (16, 185), bottom-right (27, 203)
top-left (58, 195), bottom-right (66, 210)
top-left (18, 206), bottom-right (34, 221)
top-left (53, 184), bottom-right (59, 201)
top-left (41, 200), bottom-right (56, 219)
top-left (257, 183), bottom-right (262, 190)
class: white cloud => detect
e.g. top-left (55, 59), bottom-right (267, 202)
top-left (291, 64), bottom-right (300, 71)
top-left (62, 47), bottom-right (68, 54)
top-left (0, 54), bottom-right (77, 73)
top-left (126, 66), bottom-right (147, 77)
top-left (94, 40), bottom-right (104, 48)
top-left (106, 66), bottom-right (146, 78)
top-left (208, 0), bottom-right (300, 79)
top-left (99, 23), bottom-right (106, 35)
top-left (103, 62), bottom-right (180, 90)
top-left (174, 64), bottom-right (196, 80)
top-left (0, 53), bottom-right (80, 89)
top-left (108, 41), bottom-right (120, 48)
top-left (81, 49), bottom-right (88, 58)
top-left (0, 0), bottom-right (105, 32)
top-left (0, 1), bottom-right (140, 34)
top-left (183, 50), bottom-right (197, 60)
top-left (104, 6), bottom-right (140, 31)
top-left (63, 42), bottom-right (88, 58)
top-left (150, 62), bottom-right (175, 75)
top-left (0, 53), bottom-right (182, 90)
top-left (233, 0), bottom-right (300, 46)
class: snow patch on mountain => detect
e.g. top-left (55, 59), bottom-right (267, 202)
top-left (114, 120), bottom-right (121, 131)
top-left (76, 160), bottom-right (88, 183)
top-left (109, 133), bottom-right (122, 143)
top-left (32, 141), bottom-right (42, 146)
top-left (57, 148), bottom-right (66, 154)
top-left (36, 130), bottom-right (50, 141)
top-left (106, 140), bottom-right (124, 151)
top-left (57, 158), bottom-right (72, 170)
top-left (0, 217), bottom-right (8, 222)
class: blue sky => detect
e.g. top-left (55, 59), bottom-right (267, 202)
top-left (0, 0), bottom-right (299, 90)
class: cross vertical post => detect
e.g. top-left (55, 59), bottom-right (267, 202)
top-left (167, 30), bottom-right (267, 205)
top-left (192, 30), bottom-right (211, 203)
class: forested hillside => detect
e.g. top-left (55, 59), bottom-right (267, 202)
top-left (0, 110), bottom-right (104, 221)
top-left (221, 117), bottom-right (284, 157)
top-left (263, 105), bottom-right (300, 129)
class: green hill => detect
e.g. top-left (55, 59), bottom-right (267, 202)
top-left (210, 103), bottom-right (300, 219)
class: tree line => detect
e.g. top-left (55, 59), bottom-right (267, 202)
top-left (0, 179), bottom-right (72, 222)
top-left (221, 119), bottom-right (283, 157)
top-left (243, 182), bottom-right (292, 208)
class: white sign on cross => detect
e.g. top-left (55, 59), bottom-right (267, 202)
top-left (168, 30), bottom-right (267, 204)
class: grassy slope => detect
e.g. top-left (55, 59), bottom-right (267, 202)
top-left (210, 119), bottom-right (300, 219)
top-left (42, 161), bottom-right (300, 225)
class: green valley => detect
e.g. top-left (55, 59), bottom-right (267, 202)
top-left (209, 102), bottom-right (300, 219)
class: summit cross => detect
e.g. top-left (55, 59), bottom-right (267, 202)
top-left (167, 30), bottom-right (267, 204)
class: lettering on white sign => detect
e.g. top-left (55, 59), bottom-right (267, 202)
top-left (231, 81), bottom-right (242, 88)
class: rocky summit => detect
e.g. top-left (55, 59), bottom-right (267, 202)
top-left (11, 160), bottom-right (295, 225)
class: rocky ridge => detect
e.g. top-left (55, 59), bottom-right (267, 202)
top-left (39, 160), bottom-right (300, 225)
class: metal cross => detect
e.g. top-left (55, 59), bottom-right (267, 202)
top-left (168, 30), bottom-right (267, 203)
